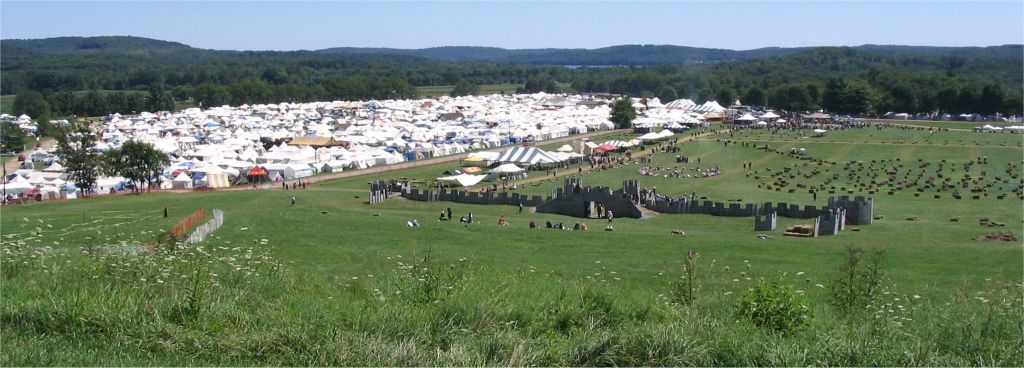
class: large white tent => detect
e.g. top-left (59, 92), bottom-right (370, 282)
top-left (495, 146), bottom-right (560, 165)
top-left (437, 174), bottom-right (487, 187)
top-left (491, 163), bottom-right (525, 174)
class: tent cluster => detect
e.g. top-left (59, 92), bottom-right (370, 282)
top-left (4, 93), bottom-right (627, 196)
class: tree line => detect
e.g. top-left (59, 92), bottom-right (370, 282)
top-left (6, 43), bottom-right (1022, 121)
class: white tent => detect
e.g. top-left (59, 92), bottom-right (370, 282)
top-left (735, 113), bottom-right (757, 122)
top-left (491, 163), bottom-right (525, 174)
top-left (495, 146), bottom-right (560, 165)
top-left (638, 131), bottom-right (673, 142)
top-left (665, 99), bottom-right (697, 110)
top-left (1, 180), bottom-right (33, 195)
top-left (555, 144), bottom-right (574, 152)
top-left (42, 162), bottom-right (65, 172)
top-left (437, 174), bottom-right (487, 187)
top-left (602, 140), bottom-right (634, 148)
top-left (760, 111), bottom-right (780, 119)
top-left (172, 173), bottom-right (193, 189)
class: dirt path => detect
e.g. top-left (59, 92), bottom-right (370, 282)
top-left (3, 138), bottom-right (55, 176)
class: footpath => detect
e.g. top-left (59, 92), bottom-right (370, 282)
top-left (3, 138), bottom-right (55, 175)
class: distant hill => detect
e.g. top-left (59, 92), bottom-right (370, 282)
top-left (2, 36), bottom-right (202, 57)
top-left (317, 44), bottom-right (813, 65)
top-left (4, 36), bottom-right (1020, 67)
top-left (1, 36), bottom-right (1020, 117)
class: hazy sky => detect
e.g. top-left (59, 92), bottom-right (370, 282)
top-left (2, 1), bottom-right (1022, 50)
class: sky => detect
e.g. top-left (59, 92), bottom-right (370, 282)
top-left (1, 1), bottom-right (1022, 51)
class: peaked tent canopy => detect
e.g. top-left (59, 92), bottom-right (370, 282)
top-left (437, 174), bottom-right (487, 187)
top-left (491, 163), bottom-right (525, 174)
top-left (248, 166), bottom-right (268, 176)
top-left (495, 146), bottom-right (559, 165)
top-left (735, 113), bottom-right (757, 121)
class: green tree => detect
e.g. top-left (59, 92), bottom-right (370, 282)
top-left (55, 119), bottom-right (101, 197)
top-left (806, 83), bottom-right (821, 109)
top-left (821, 78), bottom-right (847, 113)
top-left (885, 82), bottom-right (917, 113)
top-left (261, 67), bottom-right (290, 85)
top-left (769, 84), bottom-right (812, 111)
top-left (101, 140), bottom-right (169, 194)
top-left (956, 87), bottom-right (980, 114)
top-left (449, 80), bottom-right (480, 97)
top-left (518, 77), bottom-right (559, 94)
top-left (840, 81), bottom-right (875, 116)
top-left (0, 121), bottom-right (27, 153)
top-left (146, 84), bottom-right (176, 112)
top-left (935, 87), bottom-right (960, 113)
top-left (742, 86), bottom-right (767, 107)
top-left (12, 90), bottom-right (51, 118)
top-left (609, 98), bottom-right (636, 128)
top-left (979, 84), bottom-right (1006, 115)
top-left (715, 88), bottom-right (736, 106)
top-left (657, 86), bottom-right (678, 102)
top-left (172, 85), bottom-right (194, 101)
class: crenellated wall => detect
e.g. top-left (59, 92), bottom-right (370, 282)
top-left (535, 180), bottom-right (643, 218)
top-left (383, 179), bottom-right (873, 235)
top-left (369, 180), bottom-right (408, 205)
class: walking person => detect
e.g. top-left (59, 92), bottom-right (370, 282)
top-left (518, 202), bottom-right (523, 214)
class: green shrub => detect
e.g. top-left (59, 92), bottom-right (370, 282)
top-left (735, 278), bottom-right (811, 334)
top-left (830, 246), bottom-right (885, 311)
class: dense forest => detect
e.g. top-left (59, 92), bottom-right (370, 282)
top-left (2, 36), bottom-right (1021, 120)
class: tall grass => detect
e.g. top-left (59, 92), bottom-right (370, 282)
top-left (2, 230), bottom-right (1021, 366)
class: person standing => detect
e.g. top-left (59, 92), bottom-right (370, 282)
top-left (290, 196), bottom-right (296, 207)
top-left (607, 209), bottom-right (614, 223)
top-left (447, 207), bottom-right (453, 220)
top-left (518, 202), bottom-right (523, 214)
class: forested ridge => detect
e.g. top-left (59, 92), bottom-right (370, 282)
top-left (3, 36), bottom-right (1021, 120)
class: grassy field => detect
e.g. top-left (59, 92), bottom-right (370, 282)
top-left (2, 126), bottom-right (1022, 365)
top-left (868, 119), bottom-right (1021, 130)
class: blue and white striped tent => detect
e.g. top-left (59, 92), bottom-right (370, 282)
top-left (495, 146), bottom-right (560, 165)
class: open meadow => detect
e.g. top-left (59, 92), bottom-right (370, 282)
top-left (2, 126), bottom-right (1022, 365)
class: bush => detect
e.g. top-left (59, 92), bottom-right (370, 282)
top-left (830, 246), bottom-right (885, 311)
top-left (735, 278), bottom-right (812, 334)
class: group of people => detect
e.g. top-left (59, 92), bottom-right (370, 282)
top-left (437, 207), bottom-right (477, 224)
top-left (533, 219), bottom-right (589, 231)
top-left (281, 180), bottom-right (308, 190)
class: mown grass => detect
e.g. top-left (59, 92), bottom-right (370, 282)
top-left (2, 126), bottom-right (1022, 365)
top-left (867, 119), bottom-right (1021, 130)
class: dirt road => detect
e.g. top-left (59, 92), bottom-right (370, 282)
top-left (3, 138), bottom-right (55, 177)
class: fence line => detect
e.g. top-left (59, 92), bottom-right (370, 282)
top-left (172, 208), bottom-right (206, 237)
top-left (185, 209), bottom-right (224, 245)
